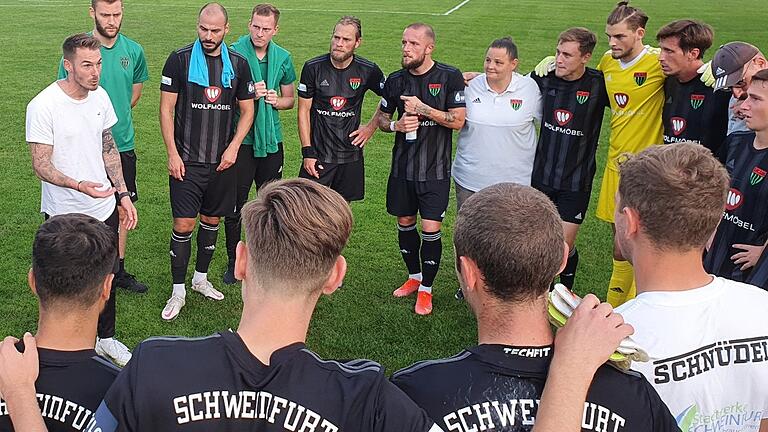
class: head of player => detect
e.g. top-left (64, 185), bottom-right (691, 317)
top-left (401, 23), bottom-right (435, 72)
top-left (555, 27), bottom-right (597, 81)
top-left (233, 179), bottom-right (350, 344)
top-left (248, 3), bottom-right (279, 53)
top-left (656, 20), bottom-right (713, 82)
top-left (454, 183), bottom-right (567, 336)
top-left (605, 1), bottom-right (648, 61)
top-left (483, 37), bottom-right (518, 87)
top-left (741, 69), bottom-right (768, 133)
top-left (614, 143), bottom-right (728, 277)
top-left (61, 33), bottom-right (102, 96)
top-left (31, 214), bottom-right (116, 346)
top-left (329, 16), bottom-right (362, 67)
top-left (90, 0), bottom-right (123, 42)
top-left (713, 41), bottom-right (767, 100)
top-left (197, 2), bottom-right (229, 55)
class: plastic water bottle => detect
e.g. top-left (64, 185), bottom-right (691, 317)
top-left (405, 116), bottom-right (418, 144)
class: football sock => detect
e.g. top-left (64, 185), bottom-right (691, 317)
top-left (418, 285), bottom-right (432, 294)
top-left (223, 212), bottom-right (241, 267)
top-left (398, 223), bottom-right (421, 275)
top-left (170, 230), bottom-right (193, 285)
top-left (560, 247), bottom-right (579, 289)
top-left (195, 221), bottom-right (219, 274)
top-left (192, 271), bottom-right (207, 285)
top-left (420, 230), bottom-right (442, 288)
top-left (607, 259), bottom-right (634, 307)
top-left (172, 283), bottom-right (186, 299)
top-left (409, 273), bottom-right (423, 281)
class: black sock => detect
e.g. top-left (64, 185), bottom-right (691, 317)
top-left (224, 213), bottom-right (241, 267)
top-left (118, 258), bottom-right (125, 274)
top-left (420, 230), bottom-right (442, 287)
top-left (170, 230), bottom-right (193, 285)
top-left (398, 223), bottom-right (421, 275)
top-left (560, 247), bottom-right (579, 289)
top-left (195, 221), bottom-right (219, 273)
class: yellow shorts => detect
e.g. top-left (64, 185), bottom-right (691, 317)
top-left (596, 166), bottom-right (619, 223)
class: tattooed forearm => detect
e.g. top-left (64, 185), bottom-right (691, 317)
top-left (444, 111), bottom-right (456, 123)
top-left (377, 110), bottom-right (394, 132)
top-left (102, 128), bottom-right (126, 192)
top-left (29, 143), bottom-right (78, 189)
top-left (415, 103), bottom-right (432, 117)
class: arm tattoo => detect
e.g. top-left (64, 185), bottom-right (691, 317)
top-left (378, 111), bottom-right (394, 132)
top-left (444, 111), bottom-right (456, 123)
top-left (29, 143), bottom-right (77, 189)
top-left (416, 103), bottom-right (431, 117)
top-left (102, 128), bottom-right (126, 192)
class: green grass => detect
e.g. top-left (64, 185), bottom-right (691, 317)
top-left (0, 0), bottom-right (765, 372)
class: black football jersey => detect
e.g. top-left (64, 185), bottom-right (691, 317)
top-left (392, 344), bottom-right (680, 432)
top-left (380, 62), bottom-right (466, 181)
top-left (531, 68), bottom-right (609, 192)
top-left (0, 347), bottom-right (119, 432)
top-left (298, 54), bottom-right (385, 164)
top-left (705, 132), bottom-right (768, 283)
top-left (93, 331), bottom-right (440, 431)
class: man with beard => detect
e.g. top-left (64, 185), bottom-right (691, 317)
top-left (223, 3), bottom-right (296, 285)
top-left (159, 2), bottom-right (255, 320)
top-left (657, 20), bottom-right (729, 157)
top-left (26, 33), bottom-right (138, 366)
top-left (378, 23), bottom-right (466, 315)
top-left (297, 16), bottom-right (385, 202)
top-left (59, 0), bottom-right (150, 297)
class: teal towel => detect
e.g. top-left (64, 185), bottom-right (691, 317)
top-left (188, 39), bottom-right (234, 88)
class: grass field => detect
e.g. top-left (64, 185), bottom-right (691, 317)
top-left (0, 0), bottom-right (765, 372)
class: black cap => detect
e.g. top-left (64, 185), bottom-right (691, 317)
top-left (713, 42), bottom-right (759, 91)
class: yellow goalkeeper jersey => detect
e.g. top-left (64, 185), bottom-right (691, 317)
top-left (598, 46), bottom-right (664, 171)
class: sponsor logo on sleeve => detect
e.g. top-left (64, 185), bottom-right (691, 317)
top-left (247, 81), bottom-right (255, 94)
top-left (454, 91), bottom-right (465, 103)
top-left (162, 75), bottom-right (172, 86)
top-left (380, 97), bottom-right (388, 108)
top-left (298, 83), bottom-right (307, 92)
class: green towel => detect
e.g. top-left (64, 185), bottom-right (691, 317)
top-left (231, 35), bottom-right (290, 157)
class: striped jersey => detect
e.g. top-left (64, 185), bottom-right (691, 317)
top-left (531, 68), bottom-right (609, 192)
top-left (160, 43), bottom-right (255, 164)
top-left (93, 331), bottom-right (441, 431)
top-left (380, 62), bottom-right (466, 181)
top-left (662, 73), bottom-right (729, 154)
top-left (298, 54), bottom-right (385, 164)
top-left (705, 132), bottom-right (768, 283)
top-left (598, 47), bottom-right (665, 171)
top-left (391, 344), bottom-right (679, 432)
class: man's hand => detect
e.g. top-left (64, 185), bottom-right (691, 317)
top-left (400, 95), bottom-right (429, 116)
top-left (265, 89), bottom-right (278, 106)
top-left (119, 196), bottom-right (138, 230)
top-left (0, 333), bottom-right (38, 399)
top-left (303, 158), bottom-right (322, 178)
top-left (349, 124), bottom-right (376, 147)
top-left (217, 144), bottom-right (238, 172)
top-left (463, 71), bottom-right (480, 86)
top-left (732, 243), bottom-right (766, 271)
top-left (398, 114), bottom-right (420, 133)
top-left (254, 81), bottom-right (268, 99)
top-left (78, 181), bottom-right (116, 198)
top-left (168, 152), bottom-right (185, 180)
top-left (534, 55), bottom-right (556, 77)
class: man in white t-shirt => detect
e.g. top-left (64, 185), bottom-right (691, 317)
top-left (614, 142), bottom-right (768, 432)
top-left (452, 37), bottom-right (542, 209)
top-left (25, 33), bottom-right (138, 367)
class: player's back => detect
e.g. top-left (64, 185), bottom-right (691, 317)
top-left (94, 331), bottom-right (440, 431)
top-left (0, 346), bottom-right (119, 432)
top-left (616, 277), bottom-right (768, 431)
top-left (392, 344), bottom-right (679, 431)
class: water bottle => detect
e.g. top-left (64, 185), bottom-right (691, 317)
top-left (405, 114), bottom-right (418, 144)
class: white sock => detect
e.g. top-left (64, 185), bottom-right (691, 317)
top-left (172, 284), bottom-right (186, 298)
top-left (409, 273), bottom-right (423, 281)
top-left (192, 271), bottom-right (207, 285)
top-left (99, 337), bottom-right (113, 343)
top-left (418, 284), bottom-right (432, 294)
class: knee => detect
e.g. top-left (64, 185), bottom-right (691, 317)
top-left (200, 215), bottom-right (220, 226)
top-left (173, 219), bottom-right (196, 233)
top-left (398, 216), bottom-right (417, 226)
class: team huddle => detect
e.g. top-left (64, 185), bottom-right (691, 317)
top-left (1, 0), bottom-right (768, 430)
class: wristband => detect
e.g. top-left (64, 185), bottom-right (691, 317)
top-left (301, 146), bottom-right (317, 159)
top-left (118, 191), bottom-right (132, 201)
top-left (389, 121), bottom-right (396, 132)
top-left (76, 180), bottom-right (83, 192)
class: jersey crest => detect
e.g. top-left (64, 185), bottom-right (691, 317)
top-left (634, 72), bottom-right (647, 86)
top-left (349, 77), bottom-right (361, 90)
top-left (614, 93), bottom-right (629, 108)
top-left (576, 90), bottom-right (590, 105)
top-left (510, 99), bottom-right (523, 110)
top-left (428, 83), bottom-right (441, 96)
top-left (120, 56), bottom-right (130, 70)
top-left (671, 117), bottom-right (687, 136)
top-left (205, 86), bottom-right (221, 103)
top-left (726, 188), bottom-right (744, 211)
top-left (554, 109), bottom-right (573, 126)
top-left (690, 94), bottom-right (705, 110)
top-left (751, 167), bottom-right (766, 186)
top-left (330, 96), bottom-right (347, 110)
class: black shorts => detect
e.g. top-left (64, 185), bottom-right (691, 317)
top-left (299, 158), bottom-right (364, 202)
top-left (119, 150), bottom-right (139, 202)
top-left (533, 182), bottom-right (591, 225)
top-left (386, 176), bottom-right (450, 221)
top-left (233, 143), bottom-right (284, 211)
top-left (170, 163), bottom-right (236, 218)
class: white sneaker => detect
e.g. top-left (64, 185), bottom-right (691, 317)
top-left (95, 337), bottom-right (132, 367)
top-left (191, 279), bottom-right (224, 300)
top-left (162, 295), bottom-right (186, 321)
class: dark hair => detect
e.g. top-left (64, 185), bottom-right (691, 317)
top-left (91, 0), bottom-right (121, 8)
top-left (199, 2), bottom-right (228, 23)
top-left (749, 67), bottom-right (768, 86)
top-left (62, 33), bottom-right (101, 61)
top-left (336, 16), bottom-right (362, 39)
top-left (454, 183), bottom-right (564, 303)
top-left (558, 27), bottom-right (598, 55)
top-left (32, 214), bottom-right (116, 309)
top-left (489, 37), bottom-right (518, 60)
top-left (252, 3), bottom-right (280, 24)
top-left (656, 20), bottom-right (713, 59)
top-left (405, 23), bottom-right (435, 43)
top-left (607, 1), bottom-right (648, 30)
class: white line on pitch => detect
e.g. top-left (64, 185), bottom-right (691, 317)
top-left (443, 0), bottom-right (471, 15)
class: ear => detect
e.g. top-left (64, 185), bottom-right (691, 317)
top-left (89, 6), bottom-right (96, 20)
top-left (225, 22), bottom-right (230, 35)
top-left (101, 274), bottom-right (114, 302)
top-left (321, 256), bottom-right (347, 296)
top-left (354, 38), bottom-right (362, 50)
top-left (28, 268), bottom-right (37, 296)
top-left (458, 256), bottom-right (481, 293)
top-left (557, 241), bottom-right (569, 275)
top-left (510, 58), bottom-right (520, 71)
top-left (63, 58), bottom-right (73, 73)
top-left (623, 206), bottom-right (642, 237)
top-left (636, 27), bottom-right (646, 39)
top-left (582, 52), bottom-right (592, 65)
top-left (689, 48), bottom-right (701, 61)
top-left (234, 241), bottom-right (248, 281)
top-left (274, 24), bottom-right (280, 35)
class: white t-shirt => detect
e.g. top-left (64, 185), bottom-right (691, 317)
top-left (452, 72), bottom-right (542, 191)
top-left (26, 82), bottom-right (118, 221)
top-left (617, 276), bottom-right (768, 432)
